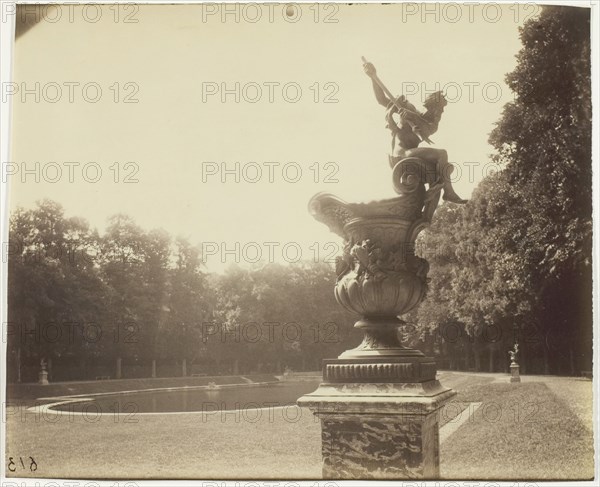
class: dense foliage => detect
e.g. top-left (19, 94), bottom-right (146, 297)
top-left (6, 200), bottom-right (356, 381)
top-left (407, 5), bottom-right (592, 375)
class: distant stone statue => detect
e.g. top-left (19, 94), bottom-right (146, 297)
top-left (508, 343), bottom-right (520, 383)
top-left (508, 343), bottom-right (519, 365)
top-left (38, 357), bottom-right (49, 385)
top-left (363, 59), bottom-right (467, 204)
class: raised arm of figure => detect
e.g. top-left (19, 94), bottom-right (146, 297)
top-left (363, 60), bottom-right (389, 107)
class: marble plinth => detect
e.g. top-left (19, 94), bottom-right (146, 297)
top-left (38, 370), bottom-right (48, 385)
top-left (510, 363), bottom-right (521, 383)
top-left (298, 358), bottom-right (455, 479)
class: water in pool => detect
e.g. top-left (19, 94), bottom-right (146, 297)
top-left (51, 381), bottom-right (321, 413)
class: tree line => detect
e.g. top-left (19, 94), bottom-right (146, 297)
top-left (6, 200), bottom-right (359, 382)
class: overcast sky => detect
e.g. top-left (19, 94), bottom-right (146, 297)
top-left (9, 2), bottom-right (529, 271)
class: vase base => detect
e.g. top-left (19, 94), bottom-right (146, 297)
top-left (339, 347), bottom-right (425, 359)
top-left (323, 356), bottom-right (436, 383)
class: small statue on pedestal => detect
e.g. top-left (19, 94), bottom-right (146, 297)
top-left (509, 343), bottom-right (521, 383)
top-left (38, 357), bottom-right (49, 385)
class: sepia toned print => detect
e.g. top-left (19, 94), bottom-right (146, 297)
top-left (2, 1), bottom-right (595, 483)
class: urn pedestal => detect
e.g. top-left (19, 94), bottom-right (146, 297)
top-left (298, 157), bottom-right (456, 479)
top-left (299, 379), bottom-right (454, 479)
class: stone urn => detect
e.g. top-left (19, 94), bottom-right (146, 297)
top-left (308, 157), bottom-right (440, 364)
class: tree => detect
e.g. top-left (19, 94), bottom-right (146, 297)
top-left (489, 5), bottom-right (592, 373)
top-left (100, 215), bottom-right (172, 374)
top-left (7, 200), bottom-right (109, 381)
top-left (162, 236), bottom-right (214, 372)
top-left (411, 6), bottom-right (592, 375)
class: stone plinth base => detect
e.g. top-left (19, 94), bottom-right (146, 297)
top-left (38, 370), bottom-right (48, 385)
top-left (298, 358), bottom-right (455, 479)
top-left (510, 363), bottom-right (521, 383)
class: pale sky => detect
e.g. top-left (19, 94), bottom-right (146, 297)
top-left (9, 2), bottom-right (528, 271)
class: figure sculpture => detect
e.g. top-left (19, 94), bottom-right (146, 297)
top-left (38, 357), bottom-right (49, 385)
top-left (509, 343), bottom-right (519, 365)
top-left (363, 58), bottom-right (467, 204)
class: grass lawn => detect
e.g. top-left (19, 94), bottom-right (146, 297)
top-left (5, 373), bottom-right (594, 479)
top-left (440, 377), bottom-right (594, 480)
top-left (6, 392), bottom-right (323, 479)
